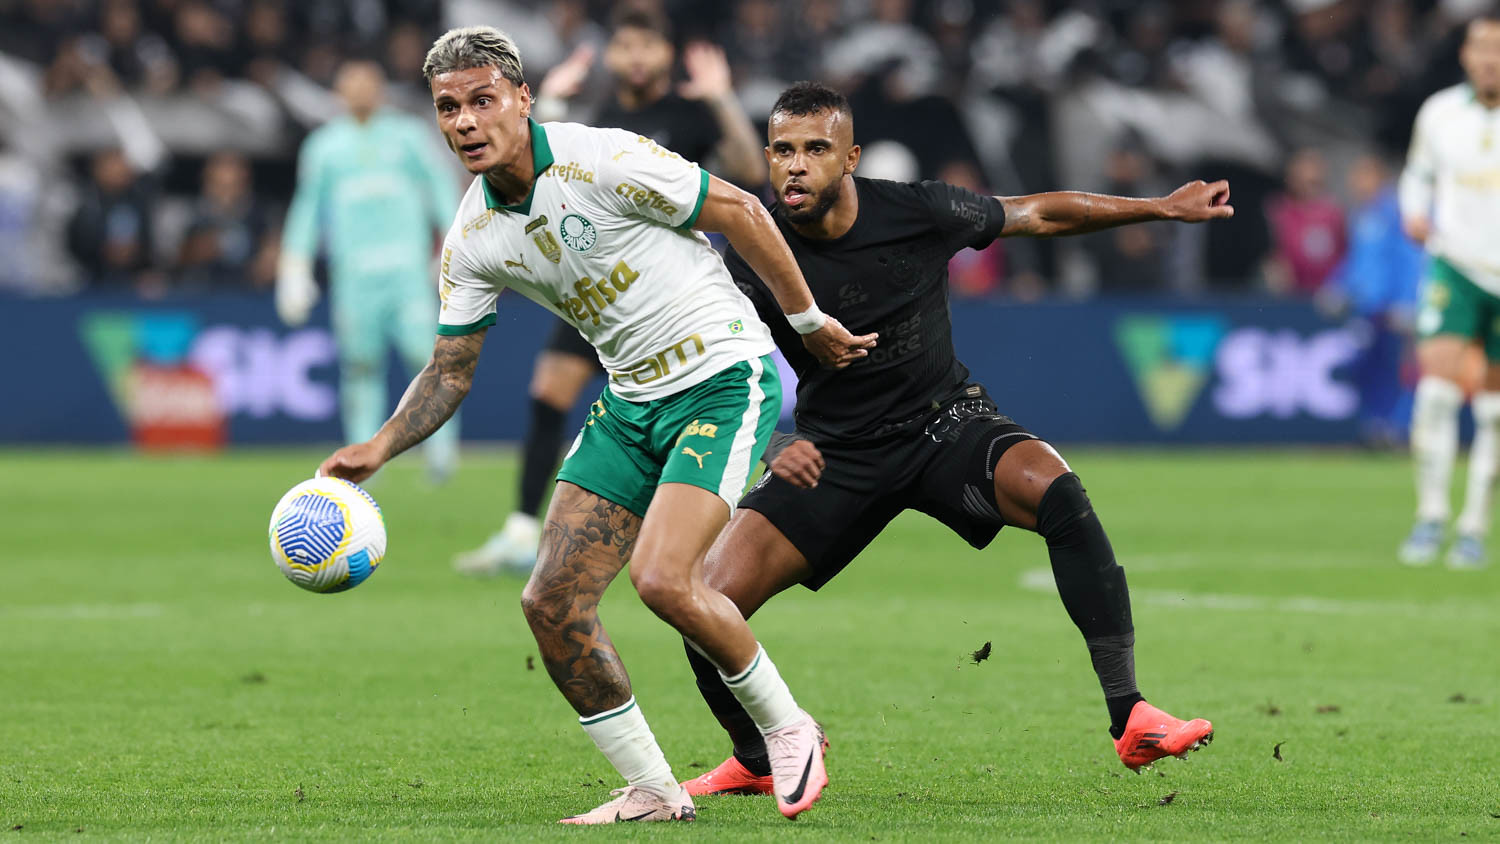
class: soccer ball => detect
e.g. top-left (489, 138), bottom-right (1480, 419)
top-left (268, 477), bottom-right (386, 593)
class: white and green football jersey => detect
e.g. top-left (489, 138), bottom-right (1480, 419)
top-left (437, 119), bottom-right (775, 401)
top-left (1400, 83), bottom-right (1500, 294)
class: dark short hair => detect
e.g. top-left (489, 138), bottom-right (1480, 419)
top-left (770, 81), bottom-right (853, 121)
top-left (611, 8), bottom-right (672, 43)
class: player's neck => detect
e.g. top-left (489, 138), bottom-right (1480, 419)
top-left (614, 77), bottom-right (669, 110)
top-left (789, 176), bottom-right (859, 240)
top-left (482, 135), bottom-right (537, 206)
top-left (1479, 88), bottom-right (1500, 109)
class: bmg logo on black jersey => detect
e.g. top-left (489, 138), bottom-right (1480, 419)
top-left (950, 199), bottom-right (988, 231)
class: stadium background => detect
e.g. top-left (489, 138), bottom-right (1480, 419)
top-left (0, 0), bottom-right (1455, 447)
top-left (5, 2), bottom-right (1500, 839)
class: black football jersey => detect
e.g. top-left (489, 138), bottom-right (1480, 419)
top-left (595, 93), bottom-right (722, 167)
top-left (725, 177), bottom-right (1006, 442)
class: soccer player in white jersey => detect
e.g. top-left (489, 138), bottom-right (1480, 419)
top-left (1399, 15), bottom-right (1500, 569)
top-left (316, 26), bottom-right (875, 824)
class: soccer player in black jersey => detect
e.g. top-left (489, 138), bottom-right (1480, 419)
top-left (681, 82), bottom-right (1231, 796)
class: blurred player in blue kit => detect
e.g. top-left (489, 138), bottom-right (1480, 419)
top-left (279, 60), bottom-right (461, 481)
top-left (1327, 153), bottom-right (1424, 449)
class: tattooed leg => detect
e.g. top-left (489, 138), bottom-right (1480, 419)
top-left (519, 481), bottom-right (642, 716)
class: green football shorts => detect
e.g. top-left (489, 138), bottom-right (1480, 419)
top-left (1417, 256), bottom-right (1500, 361)
top-left (555, 355), bottom-right (781, 516)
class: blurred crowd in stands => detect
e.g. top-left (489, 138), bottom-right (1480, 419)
top-left (0, 0), bottom-right (1478, 306)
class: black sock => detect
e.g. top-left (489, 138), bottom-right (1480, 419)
top-left (683, 639), bottom-right (770, 776)
top-left (1034, 472), bottom-right (1141, 737)
top-left (519, 399), bottom-right (567, 516)
top-left (1106, 692), bottom-right (1145, 740)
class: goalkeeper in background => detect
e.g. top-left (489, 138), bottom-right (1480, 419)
top-left (279, 60), bottom-right (462, 482)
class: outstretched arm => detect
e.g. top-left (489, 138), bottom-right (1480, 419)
top-left (999, 180), bottom-right (1233, 238)
top-left (319, 330), bottom-right (487, 481)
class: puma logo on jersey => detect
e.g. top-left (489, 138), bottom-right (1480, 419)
top-left (612, 149), bottom-right (633, 161)
top-left (682, 447), bottom-right (712, 469)
top-left (504, 254), bottom-right (532, 274)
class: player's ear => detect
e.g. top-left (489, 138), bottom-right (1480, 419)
top-left (763, 145), bottom-right (773, 165)
top-left (845, 144), bottom-right (860, 176)
top-left (518, 82), bottom-right (532, 119)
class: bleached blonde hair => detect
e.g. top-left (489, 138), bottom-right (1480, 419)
top-left (422, 26), bottom-right (524, 86)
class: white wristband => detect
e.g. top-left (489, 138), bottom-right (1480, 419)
top-left (785, 305), bottom-right (827, 335)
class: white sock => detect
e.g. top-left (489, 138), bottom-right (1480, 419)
top-left (720, 644), bottom-right (802, 734)
top-left (1412, 375), bottom-right (1463, 524)
top-left (578, 697), bottom-right (677, 798)
top-left (1457, 391), bottom-right (1500, 536)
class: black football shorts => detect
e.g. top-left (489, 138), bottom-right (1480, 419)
top-left (738, 385), bottom-right (1038, 590)
top-left (543, 317), bottom-right (602, 365)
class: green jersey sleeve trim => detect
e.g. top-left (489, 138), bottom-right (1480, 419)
top-left (677, 168), bottom-right (710, 230)
top-left (436, 313), bottom-right (497, 336)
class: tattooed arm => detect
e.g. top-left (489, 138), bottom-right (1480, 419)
top-left (998, 180), bottom-right (1233, 238)
top-left (318, 330), bottom-right (487, 482)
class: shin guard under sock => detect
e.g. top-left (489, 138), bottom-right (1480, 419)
top-left (683, 639), bottom-right (771, 776)
top-left (1035, 472), bottom-right (1140, 737)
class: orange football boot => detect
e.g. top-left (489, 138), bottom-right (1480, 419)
top-left (681, 756), bottom-right (774, 796)
top-left (682, 731), bottom-right (830, 799)
top-left (1113, 701), bottom-right (1214, 771)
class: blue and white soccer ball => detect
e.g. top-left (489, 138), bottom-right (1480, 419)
top-left (268, 477), bottom-right (386, 593)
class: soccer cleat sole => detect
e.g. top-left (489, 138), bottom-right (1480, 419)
top-left (701, 784), bottom-right (771, 796)
top-left (1127, 730), bottom-right (1214, 773)
top-left (1176, 730), bottom-right (1214, 758)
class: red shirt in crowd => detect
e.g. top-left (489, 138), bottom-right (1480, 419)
top-left (1267, 195), bottom-right (1347, 294)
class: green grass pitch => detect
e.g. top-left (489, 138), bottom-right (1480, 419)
top-left (3, 447), bottom-right (1498, 841)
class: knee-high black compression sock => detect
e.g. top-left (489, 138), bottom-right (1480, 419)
top-left (519, 399), bottom-right (567, 517)
top-left (683, 639), bottom-right (771, 776)
top-left (1034, 472), bottom-right (1143, 739)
